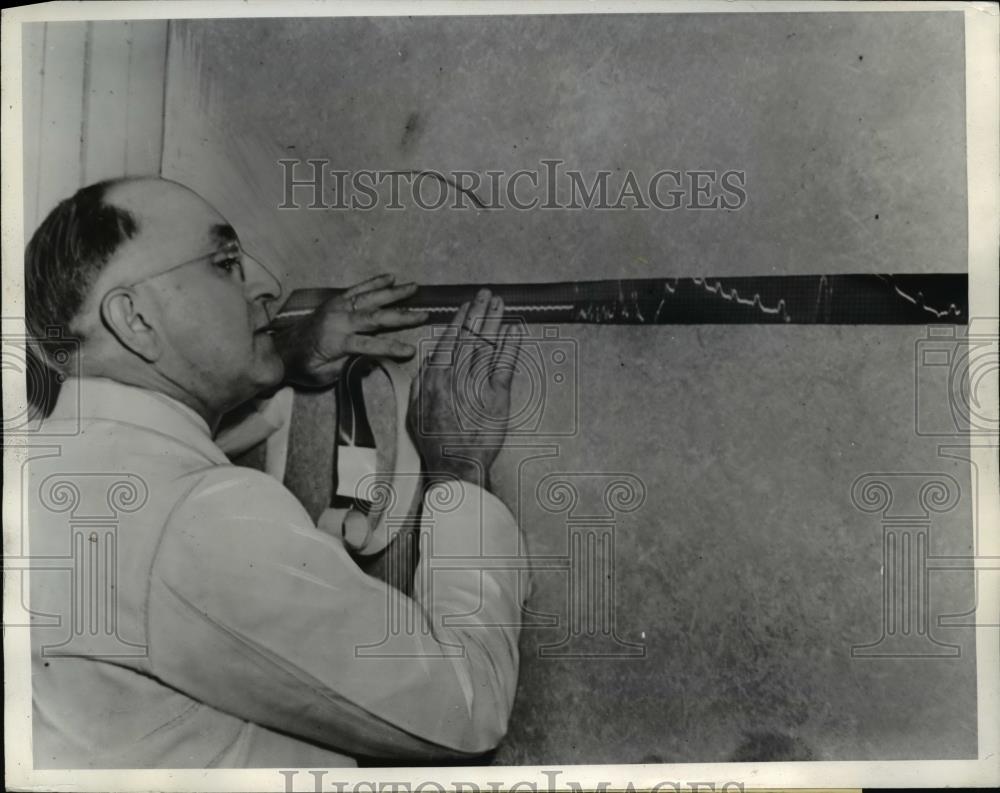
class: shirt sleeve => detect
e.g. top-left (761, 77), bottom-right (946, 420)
top-left (146, 466), bottom-right (525, 760)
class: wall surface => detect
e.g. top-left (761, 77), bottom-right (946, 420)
top-left (20, 20), bottom-right (168, 417)
top-left (159, 13), bottom-right (977, 763)
top-left (21, 20), bottom-right (167, 236)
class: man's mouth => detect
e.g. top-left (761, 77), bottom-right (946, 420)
top-left (255, 306), bottom-right (277, 335)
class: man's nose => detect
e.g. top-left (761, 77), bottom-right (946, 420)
top-left (242, 252), bottom-right (283, 308)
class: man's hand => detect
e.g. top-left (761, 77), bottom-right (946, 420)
top-left (274, 274), bottom-right (429, 387)
top-left (407, 289), bottom-right (521, 490)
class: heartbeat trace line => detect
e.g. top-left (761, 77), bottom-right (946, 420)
top-left (890, 285), bottom-right (963, 319)
top-left (274, 274), bottom-right (968, 327)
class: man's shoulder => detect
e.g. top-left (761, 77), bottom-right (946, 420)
top-left (25, 426), bottom-right (212, 518)
top-left (174, 461), bottom-right (299, 501)
top-left (24, 411), bottom-right (275, 528)
top-left (151, 464), bottom-right (327, 596)
top-left (167, 463), bottom-right (313, 532)
top-left (41, 413), bottom-right (215, 461)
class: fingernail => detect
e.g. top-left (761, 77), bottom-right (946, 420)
top-left (476, 288), bottom-right (490, 302)
top-left (491, 297), bottom-right (501, 309)
top-left (396, 341), bottom-right (415, 354)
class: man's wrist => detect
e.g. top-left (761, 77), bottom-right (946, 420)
top-left (271, 321), bottom-right (328, 388)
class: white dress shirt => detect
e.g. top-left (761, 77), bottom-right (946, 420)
top-left (28, 377), bottom-right (525, 768)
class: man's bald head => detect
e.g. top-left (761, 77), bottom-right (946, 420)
top-left (96, 178), bottom-right (237, 289)
top-left (26, 176), bottom-right (284, 422)
top-left (25, 177), bottom-right (233, 363)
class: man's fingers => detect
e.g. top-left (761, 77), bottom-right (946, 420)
top-left (462, 289), bottom-right (500, 368)
top-left (328, 274), bottom-right (395, 311)
top-left (342, 273), bottom-right (395, 299)
top-left (350, 282), bottom-right (419, 312)
top-left (343, 333), bottom-right (416, 359)
top-left (490, 323), bottom-right (522, 387)
top-left (349, 307), bottom-right (429, 332)
top-left (462, 288), bottom-right (492, 335)
top-left (479, 295), bottom-right (504, 339)
top-left (427, 301), bottom-right (471, 365)
top-left (453, 301), bottom-right (472, 330)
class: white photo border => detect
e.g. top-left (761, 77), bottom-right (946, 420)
top-left (3, 2), bottom-right (997, 790)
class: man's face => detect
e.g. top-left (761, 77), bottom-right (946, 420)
top-left (94, 179), bottom-right (284, 412)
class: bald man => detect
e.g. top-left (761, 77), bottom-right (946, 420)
top-left (25, 178), bottom-right (526, 768)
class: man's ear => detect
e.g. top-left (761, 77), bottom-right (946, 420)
top-left (100, 287), bottom-right (161, 363)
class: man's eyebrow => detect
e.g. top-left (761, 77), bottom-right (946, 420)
top-left (210, 223), bottom-right (239, 247)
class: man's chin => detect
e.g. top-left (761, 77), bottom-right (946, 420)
top-left (253, 354), bottom-right (286, 392)
top-left (251, 335), bottom-right (285, 388)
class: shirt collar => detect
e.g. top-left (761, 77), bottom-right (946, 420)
top-left (50, 377), bottom-right (228, 464)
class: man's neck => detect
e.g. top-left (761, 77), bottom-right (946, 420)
top-left (80, 361), bottom-right (223, 432)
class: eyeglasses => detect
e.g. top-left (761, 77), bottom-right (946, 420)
top-left (116, 244), bottom-right (283, 325)
top-left (122, 245), bottom-right (279, 290)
